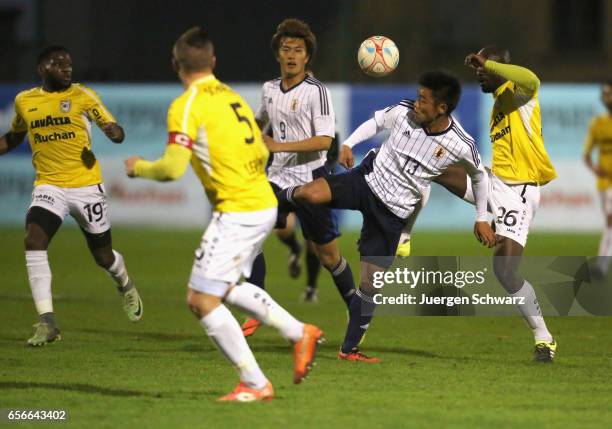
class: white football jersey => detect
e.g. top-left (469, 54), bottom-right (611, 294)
top-left (255, 76), bottom-right (335, 188)
top-left (366, 99), bottom-right (485, 219)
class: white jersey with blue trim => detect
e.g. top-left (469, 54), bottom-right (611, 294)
top-left (365, 99), bottom-right (484, 219)
top-left (255, 76), bottom-right (335, 188)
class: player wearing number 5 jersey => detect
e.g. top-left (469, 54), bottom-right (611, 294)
top-left (0, 46), bottom-right (142, 347)
top-left (125, 27), bottom-right (323, 402)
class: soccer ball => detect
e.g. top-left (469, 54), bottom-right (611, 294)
top-left (357, 36), bottom-right (399, 77)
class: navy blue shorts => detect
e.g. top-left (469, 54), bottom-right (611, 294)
top-left (325, 153), bottom-right (406, 262)
top-left (271, 167), bottom-right (340, 245)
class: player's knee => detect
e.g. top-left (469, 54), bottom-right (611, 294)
top-left (493, 260), bottom-right (522, 293)
top-left (294, 184), bottom-right (315, 204)
top-left (92, 249), bottom-right (115, 269)
top-left (24, 230), bottom-right (47, 251)
top-left (318, 249), bottom-right (340, 269)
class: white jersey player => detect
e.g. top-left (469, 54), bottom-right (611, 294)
top-left (242, 19), bottom-right (356, 340)
top-left (286, 70), bottom-right (496, 361)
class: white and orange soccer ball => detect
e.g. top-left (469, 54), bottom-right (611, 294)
top-left (357, 36), bottom-right (399, 77)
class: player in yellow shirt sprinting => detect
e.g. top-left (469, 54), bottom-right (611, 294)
top-left (435, 46), bottom-right (558, 362)
top-left (584, 81), bottom-right (612, 278)
top-left (124, 27), bottom-right (323, 402)
top-left (0, 46), bottom-right (143, 346)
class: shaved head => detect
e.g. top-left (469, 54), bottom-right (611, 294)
top-left (478, 45), bottom-right (511, 64)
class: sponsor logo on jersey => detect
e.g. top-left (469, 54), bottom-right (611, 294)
top-left (60, 100), bottom-right (71, 113)
top-left (30, 115), bottom-right (72, 129)
top-left (27, 107), bottom-right (38, 112)
top-left (491, 125), bottom-right (511, 143)
top-left (33, 131), bottom-right (77, 143)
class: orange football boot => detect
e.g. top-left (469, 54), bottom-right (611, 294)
top-left (293, 324), bottom-right (324, 384)
top-left (241, 318), bottom-right (261, 337)
top-left (217, 382), bottom-right (274, 402)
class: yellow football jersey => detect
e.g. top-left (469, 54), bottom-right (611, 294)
top-left (10, 84), bottom-right (116, 187)
top-left (584, 114), bottom-right (612, 190)
top-left (489, 80), bottom-right (557, 185)
top-left (167, 75), bottom-right (276, 212)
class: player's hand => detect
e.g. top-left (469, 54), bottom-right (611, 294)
top-left (102, 123), bottom-right (125, 143)
top-left (593, 165), bottom-right (607, 178)
top-left (339, 145), bottom-right (354, 169)
top-left (263, 134), bottom-right (281, 153)
top-left (464, 53), bottom-right (486, 70)
top-left (474, 221), bottom-right (496, 248)
top-left (124, 156), bottom-right (142, 177)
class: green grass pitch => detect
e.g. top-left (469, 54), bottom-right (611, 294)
top-left (0, 227), bottom-right (610, 428)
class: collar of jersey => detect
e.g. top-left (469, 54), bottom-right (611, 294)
top-left (421, 116), bottom-right (454, 136)
top-left (279, 77), bottom-right (307, 94)
top-left (493, 80), bottom-right (512, 97)
top-left (40, 84), bottom-right (73, 94)
top-left (190, 74), bottom-right (216, 87)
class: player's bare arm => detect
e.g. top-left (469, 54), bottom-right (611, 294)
top-left (0, 131), bottom-right (26, 155)
top-left (102, 122), bottom-right (125, 144)
top-left (338, 145), bottom-right (355, 169)
top-left (264, 134), bottom-right (331, 153)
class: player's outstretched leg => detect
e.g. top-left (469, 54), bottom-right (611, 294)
top-left (226, 282), bottom-right (324, 384)
top-left (493, 238), bottom-right (556, 362)
top-left (25, 207), bottom-right (62, 346)
top-left (83, 229), bottom-right (143, 322)
top-left (187, 288), bottom-right (274, 402)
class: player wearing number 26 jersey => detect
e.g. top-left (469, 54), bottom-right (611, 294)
top-left (126, 27), bottom-right (322, 402)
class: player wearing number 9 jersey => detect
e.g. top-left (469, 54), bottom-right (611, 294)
top-left (0, 46), bottom-right (143, 347)
top-left (125, 27), bottom-right (323, 402)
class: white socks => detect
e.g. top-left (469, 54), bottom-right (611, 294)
top-left (225, 282), bottom-right (304, 342)
top-left (597, 227), bottom-right (612, 274)
top-left (26, 251), bottom-right (53, 315)
top-left (509, 280), bottom-right (553, 342)
top-left (200, 305), bottom-right (268, 389)
top-left (106, 250), bottom-right (130, 290)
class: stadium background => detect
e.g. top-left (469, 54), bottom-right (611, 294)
top-left (1, 1), bottom-right (612, 427)
top-left (1, 0), bottom-right (610, 233)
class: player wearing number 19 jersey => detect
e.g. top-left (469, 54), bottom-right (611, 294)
top-left (125, 27), bottom-right (323, 402)
top-left (0, 46), bottom-right (142, 347)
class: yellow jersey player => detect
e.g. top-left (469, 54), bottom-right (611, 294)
top-left (435, 46), bottom-right (558, 362)
top-left (584, 81), bottom-right (612, 279)
top-left (0, 46), bottom-right (143, 347)
top-left (124, 27), bottom-right (323, 402)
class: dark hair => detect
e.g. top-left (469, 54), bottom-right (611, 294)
top-left (174, 27), bottom-right (214, 73)
top-left (418, 70), bottom-right (462, 114)
top-left (271, 18), bottom-right (317, 65)
top-left (37, 45), bottom-right (69, 65)
top-left (605, 79), bottom-right (612, 87)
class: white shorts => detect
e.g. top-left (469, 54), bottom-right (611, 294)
top-left (600, 189), bottom-right (612, 215)
top-left (29, 183), bottom-right (110, 234)
top-left (466, 171), bottom-right (539, 247)
top-left (188, 208), bottom-right (277, 296)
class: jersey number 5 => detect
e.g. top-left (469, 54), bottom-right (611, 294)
top-left (230, 102), bottom-right (255, 144)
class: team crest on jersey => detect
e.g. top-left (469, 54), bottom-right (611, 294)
top-left (434, 146), bottom-right (446, 159)
top-left (291, 99), bottom-right (299, 111)
top-left (60, 100), bottom-right (71, 113)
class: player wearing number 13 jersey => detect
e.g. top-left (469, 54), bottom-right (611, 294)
top-left (125, 27), bottom-right (323, 402)
top-left (0, 46), bottom-right (142, 347)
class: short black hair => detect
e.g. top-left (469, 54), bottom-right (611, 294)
top-left (174, 27), bottom-right (214, 72)
top-left (418, 70), bottom-right (462, 114)
top-left (37, 45), bottom-right (69, 65)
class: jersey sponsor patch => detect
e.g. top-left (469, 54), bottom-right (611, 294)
top-left (167, 132), bottom-right (193, 150)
